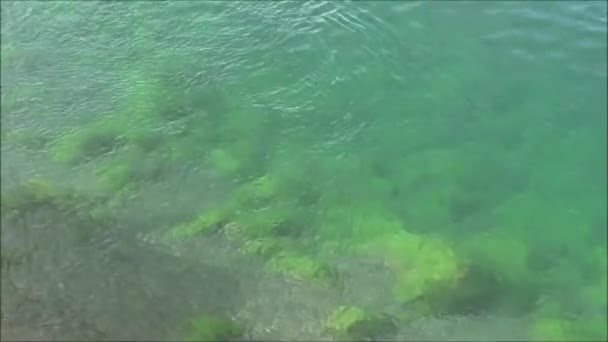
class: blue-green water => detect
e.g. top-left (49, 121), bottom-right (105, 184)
top-left (1, 1), bottom-right (606, 341)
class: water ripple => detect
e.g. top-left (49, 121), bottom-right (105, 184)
top-left (1, 0), bottom-right (605, 135)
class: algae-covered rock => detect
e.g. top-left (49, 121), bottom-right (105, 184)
top-left (163, 171), bottom-right (311, 244)
top-left (51, 120), bottom-right (126, 164)
top-left (181, 314), bottom-right (244, 341)
top-left (0, 178), bottom-right (109, 218)
top-left (458, 232), bottom-right (540, 313)
top-left (324, 305), bottom-right (398, 341)
top-left (325, 306), bottom-right (366, 335)
top-left (425, 262), bottom-right (507, 316)
top-left (357, 231), bottom-right (463, 304)
top-left (1, 178), bottom-right (58, 211)
top-left (234, 203), bottom-right (306, 239)
top-left (163, 207), bottom-right (230, 243)
top-left (240, 237), bottom-right (282, 258)
top-left (161, 175), bottom-right (301, 244)
top-left (93, 146), bottom-right (171, 192)
top-left (266, 251), bottom-right (336, 286)
top-left (127, 129), bottom-right (167, 153)
top-left (317, 204), bottom-right (403, 243)
top-left (234, 175), bottom-right (282, 208)
top-left (529, 270), bottom-right (607, 342)
top-left (1, 178), bottom-right (111, 225)
top-left (95, 158), bottom-right (134, 192)
top-left (209, 148), bottom-right (242, 176)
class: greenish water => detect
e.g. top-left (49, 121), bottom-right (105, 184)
top-left (1, 1), bottom-right (606, 341)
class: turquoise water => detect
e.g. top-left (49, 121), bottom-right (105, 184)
top-left (1, 1), bottom-right (606, 341)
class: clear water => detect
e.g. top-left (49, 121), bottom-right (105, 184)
top-left (1, 1), bottom-right (606, 341)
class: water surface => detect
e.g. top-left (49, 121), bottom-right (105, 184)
top-left (1, 1), bottom-right (606, 341)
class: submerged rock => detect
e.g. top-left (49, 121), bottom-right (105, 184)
top-left (181, 314), bottom-right (245, 341)
top-left (1, 180), bottom-right (245, 341)
top-left (324, 305), bottom-right (398, 341)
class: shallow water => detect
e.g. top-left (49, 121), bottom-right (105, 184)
top-left (1, 1), bottom-right (606, 341)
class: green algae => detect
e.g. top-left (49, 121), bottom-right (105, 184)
top-left (180, 314), bottom-right (244, 342)
top-left (163, 207), bottom-right (230, 242)
top-left (356, 230), bottom-right (463, 303)
top-left (324, 305), bottom-right (398, 341)
top-left (1, 2), bottom-right (605, 339)
top-left (51, 120), bottom-right (126, 165)
top-left (265, 250), bottom-right (336, 286)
